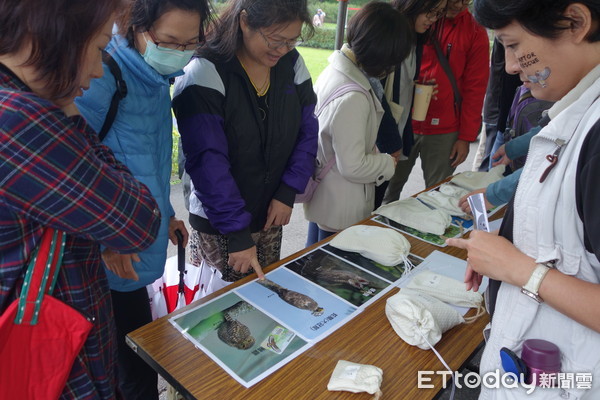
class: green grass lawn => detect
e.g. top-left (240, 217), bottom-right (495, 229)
top-left (297, 46), bottom-right (333, 82)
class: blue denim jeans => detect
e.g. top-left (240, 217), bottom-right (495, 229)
top-left (306, 222), bottom-right (335, 247)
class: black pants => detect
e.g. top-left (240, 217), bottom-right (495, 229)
top-left (111, 287), bottom-right (158, 400)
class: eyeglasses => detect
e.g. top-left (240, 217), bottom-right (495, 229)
top-left (145, 30), bottom-right (199, 52)
top-left (425, 8), bottom-right (446, 20)
top-left (449, 0), bottom-right (472, 5)
top-left (258, 29), bottom-right (303, 50)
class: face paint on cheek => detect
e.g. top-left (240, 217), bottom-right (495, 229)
top-left (527, 67), bottom-right (551, 88)
top-left (518, 52), bottom-right (539, 68)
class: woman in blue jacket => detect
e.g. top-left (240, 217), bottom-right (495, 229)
top-left (173, 0), bottom-right (318, 284)
top-left (76, 0), bottom-right (210, 398)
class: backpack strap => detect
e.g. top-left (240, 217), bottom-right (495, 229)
top-left (98, 50), bottom-right (128, 142)
top-left (314, 82), bottom-right (370, 179)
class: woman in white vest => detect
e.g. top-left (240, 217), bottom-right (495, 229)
top-left (447, 0), bottom-right (600, 399)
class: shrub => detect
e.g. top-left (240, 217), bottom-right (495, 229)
top-left (307, 0), bottom-right (365, 24)
top-left (301, 25), bottom-right (336, 50)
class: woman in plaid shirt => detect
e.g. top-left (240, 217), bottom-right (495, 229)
top-left (0, 0), bottom-right (161, 398)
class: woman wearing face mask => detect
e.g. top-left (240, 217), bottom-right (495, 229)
top-left (376, 0), bottom-right (447, 206)
top-left (76, 0), bottom-right (210, 398)
top-left (0, 0), bottom-right (162, 397)
top-left (447, 1), bottom-right (600, 398)
top-left (173, 0), bottom-right (317, 285)
top-left (304, 1), bottom-right (412, 245)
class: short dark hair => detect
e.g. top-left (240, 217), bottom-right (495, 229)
top-left (200, 0), bottom-right (314, 63)
top-left (346, 1), bottom-right (413, 78)
top-left (0, 0), bottom-right (122, 100)
top-left (474, 0), bottom-right (600, 42)
top-left (118, 0), bottom-right (213, 48)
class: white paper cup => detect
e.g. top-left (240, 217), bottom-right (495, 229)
top-left (412, 83), bottom-right (434, 122)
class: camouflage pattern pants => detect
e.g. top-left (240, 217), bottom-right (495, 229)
top-left (188, 226), bottom-right (283, 282)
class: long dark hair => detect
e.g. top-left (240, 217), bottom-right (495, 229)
top-left (0, 0), bottom-right (123, 101)
top-left (391, 0), bottom-right (447, 43)
top-left (117, 0), bottom-right (213, 48)
top-left (474, 0), bottom-right (600, 42)
top-left (346, 1), bottom-right (413, 77)
top-left (200, 0), bottom-right (314, 63)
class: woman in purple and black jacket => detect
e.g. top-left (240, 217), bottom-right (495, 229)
top-left (172, 0), bottom-right (318, 284)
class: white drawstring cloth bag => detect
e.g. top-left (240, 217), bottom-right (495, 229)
top-left (385, 288), bottom-right (464, 350)
top-left (416, 190), bottom-right (468, 218)
top-left (327, 360), bottom-right (383, 399)
top-left (406, 271), bottom-right (484, 315)
top-left (450, 164), bottom-right (506, 191)
top-left (329, 225), bottom-right (413, 269)
top-left (374, 197), bottom-right (452, 235)
top-left (437, 182), bottom-right (470, 199)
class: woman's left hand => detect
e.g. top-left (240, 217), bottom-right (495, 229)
top-left (264, 199), bottom-right (292, 230)
top-left (446, 230), bottom-right (536, 286)
top-left (168, 217), bottom-right (189, 247)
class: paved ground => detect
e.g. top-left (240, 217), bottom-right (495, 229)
top-left (159, 141), bottom-right (483, 399)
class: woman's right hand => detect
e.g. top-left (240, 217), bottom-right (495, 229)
top-left (420, 78), bottom-right (439, 99)
top-left (228, 246), bottom-right (265, 279)
top-left (101, 248), bottom-right (140, 281)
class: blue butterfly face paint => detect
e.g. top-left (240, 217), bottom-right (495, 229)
top-left (527, 67), bottom-right (551, 88)
top-left (518, 51), bottom-right (550, 88)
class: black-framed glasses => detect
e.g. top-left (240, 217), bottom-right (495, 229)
top-left (257, 29), bottom-right (303, 50)
top-left (145, 30), bottom-right (199, 52)
top-left (426, 8), bottom-right (446, 20)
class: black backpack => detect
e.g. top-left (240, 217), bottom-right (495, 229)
top-left (97, 50), bottom-right (128, 142)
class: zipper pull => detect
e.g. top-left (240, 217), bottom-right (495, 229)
top-left (539, 139), bottom-right (565, 183)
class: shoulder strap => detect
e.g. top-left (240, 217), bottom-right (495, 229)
top-left (433, 39), bottom-right (462, 113)
top-left (314, 82), bottom-right (370, 180)
top-left (98, 50), bottom-right (128, 142)
top-left (15, 229), bottom-right (66, 325)
top-left (315, 82), bottom-right (369, 117)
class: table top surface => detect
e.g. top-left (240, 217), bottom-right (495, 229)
top-left (128, 208), bottom-right (500, 399)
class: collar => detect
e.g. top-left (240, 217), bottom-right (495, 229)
top-left (548, 64), bottom-right (600, 119)
top-left (0, 62), bottom-right (32, 93)
top-left (340, 44), bottom-right (358, 65)
top-left (328, 48), bottom-right (371, 91)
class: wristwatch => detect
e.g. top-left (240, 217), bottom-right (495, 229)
top-left (521, 263), bottom-right (551, 303)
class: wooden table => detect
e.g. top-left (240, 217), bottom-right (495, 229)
top-left (128, 209), bottom-right (499, 399)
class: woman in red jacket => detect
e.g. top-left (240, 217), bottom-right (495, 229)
top-left (389, 0), bottom-right (489, 197)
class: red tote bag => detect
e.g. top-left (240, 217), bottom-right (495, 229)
top-left (0, 229), bottom-right (93, 399)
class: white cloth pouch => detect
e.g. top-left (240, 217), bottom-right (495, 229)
top-left (416, 189), bottom-right (467, 218)
top-left (450, 164), bottom-right (506, 191)
top-left (329, 225), bottom-right (413, 268)
top-left (385, 288), bottom-right (464, 350)
top-left (327, 360), bottom-right (383, 396)
top-left (374, 197), bottom-right (452, 235)
top-left (406, 271), bottom-right (483, 309)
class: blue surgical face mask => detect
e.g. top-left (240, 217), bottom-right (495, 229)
top-left (141, 36), bottom-right (194, 76)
